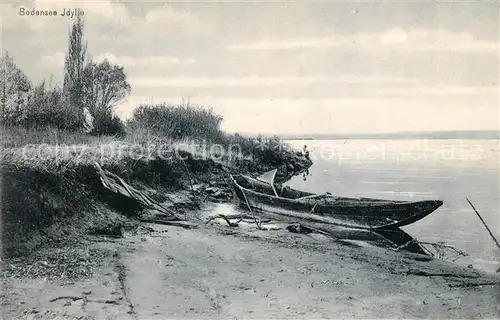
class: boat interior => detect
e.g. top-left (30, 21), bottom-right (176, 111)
top-left (232, 174), bottom-right (316, 199)
top-left (232, 174), bottom-right (406, 204)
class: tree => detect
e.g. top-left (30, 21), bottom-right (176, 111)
top-left (0, 52), bottom-right (32, 125)
top-left (81, 60), bottom-right (131, 113)
top-left (63, 16), bottom-right (87, 126)
top-left (81, 59), bottom-right (130, 135)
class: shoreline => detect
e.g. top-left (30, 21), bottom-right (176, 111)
top-left (2, 138), bottom-right (499, 319)
top-left (2, 209), bottom-right (499, 319)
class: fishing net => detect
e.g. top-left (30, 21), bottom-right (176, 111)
top-left (395, 239), bottom-right (468, 262)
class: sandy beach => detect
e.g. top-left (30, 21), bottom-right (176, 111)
top-left (2, 201), bottom-right (499, 319)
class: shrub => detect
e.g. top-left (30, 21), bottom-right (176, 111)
top-left (23, 82), bottom-right (82, 131)
top-left (127, 103), bottom-right (296, 164)
top-left (128, 103), bottom-right (224, 142)
top-left (91, 110), bottom-right (126, 137)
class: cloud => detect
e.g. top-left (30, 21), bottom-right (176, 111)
top-left (0, 4), bottom-right (24, 30)
top-left (380, 28), bottom-right (408, 45)
top-left (376, 86), bottom-right (498, 96)
top-left (129, 75), bottom-right (416, 88)
top-left (224, 28), bottom-right (498, 53)
top-left (378, 28), bottom-right (498, 52)
top-left (36, 52), bottom-right (65, 69)
top-left (142, 6), bottom-right (211, 35)
top-left (225, 37), bottom-right (340, 51)
top-left (94, 53), bottom-right (196, 68)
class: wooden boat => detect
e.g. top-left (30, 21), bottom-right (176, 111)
top-left (230, 170), bottom-right (443, 231)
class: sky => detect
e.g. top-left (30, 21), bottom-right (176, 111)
top-left (1, 0), bottom-right (499, 135)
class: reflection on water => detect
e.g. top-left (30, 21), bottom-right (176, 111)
top-left (285, 139), bottom-right (500, 273)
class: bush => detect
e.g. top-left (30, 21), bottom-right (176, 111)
top-left (11, 81), bottom-right (126, 137)
top-left (23, 83), bottom-right (82, 131)
top-left (91, 110), bottom-right (126, 137)
top-left (127, 103), bottom-right (295, 163)
top-left (128, 103), bottom-right (224, 142)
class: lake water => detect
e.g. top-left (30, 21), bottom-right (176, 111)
top-left (285, 139), bottom-right (499, 273)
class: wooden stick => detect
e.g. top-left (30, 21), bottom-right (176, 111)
top-left (205, 214), bottom-right (242, 227)
top-left (139, 218), bottom-right (199, 229)
top-left (466, 197), bottom-right (500, 250)
top-left (238, 182), bottom-right (261, 229)
top-left (178, 156), bottom-right (197, 199)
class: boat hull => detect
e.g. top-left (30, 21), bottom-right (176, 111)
top-left (231, 174), bottom-right (442, 230)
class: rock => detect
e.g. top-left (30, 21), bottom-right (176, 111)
top-left (212, 191), bottom-right (223, 198)
top-left (205, 187), bottom-right (217, 193)
top-left (205, 187), bottom-right (231, 200)
top-left (191, 184), bottom-right (204, 192)
top-left (90, 226), bottom-right (123, 238)
top-left (467, 264), bottom-right (473, 269)
top-left (286, 224), bottom-right (314, 234)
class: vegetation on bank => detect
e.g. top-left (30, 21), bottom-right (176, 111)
top-left (1, 122), bottom-right (311, 256)
top-left (0, 17), bottom-right (312, 257)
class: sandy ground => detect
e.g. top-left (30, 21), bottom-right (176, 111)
top-left (2, 206), bottom-right (499, 320)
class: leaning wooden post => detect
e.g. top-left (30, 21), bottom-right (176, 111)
top-left (466, 198), bottom-right (500, 250)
